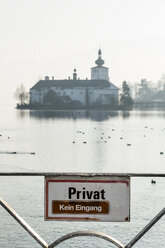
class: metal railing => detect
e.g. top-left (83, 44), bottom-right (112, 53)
top-left (0, 172), bottom-right (165, 248)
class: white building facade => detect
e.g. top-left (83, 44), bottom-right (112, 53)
top-left (30, 50), bottom-right (119, 108)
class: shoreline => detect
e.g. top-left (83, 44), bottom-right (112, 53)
top-left (16, 104), bottom-right (133, 111)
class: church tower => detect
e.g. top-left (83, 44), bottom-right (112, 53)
top-left (91, 49), bottom-right (109, 81)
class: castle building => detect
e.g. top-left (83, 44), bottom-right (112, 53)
top-left (30, 50), bottom-right (119, 108)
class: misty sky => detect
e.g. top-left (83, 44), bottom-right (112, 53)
top-left (1, 0), bottom-right (165, 104)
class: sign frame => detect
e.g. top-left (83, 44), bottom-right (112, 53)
top-left (45, 175), bottom-right (130, 222)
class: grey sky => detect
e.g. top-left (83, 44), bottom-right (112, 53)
top-left (1, 0), bottom-right (165, 104)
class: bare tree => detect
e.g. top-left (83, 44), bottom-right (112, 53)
top-left (14, 83), bottom-right (29, 105)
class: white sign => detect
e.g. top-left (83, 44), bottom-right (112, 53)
top-left (45, 175), bottom-right (130, 222)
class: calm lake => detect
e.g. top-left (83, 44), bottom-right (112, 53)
top-left (0, 105), bottom-right (164, 247)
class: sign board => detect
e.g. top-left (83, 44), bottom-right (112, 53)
top-left (45, 175), bottom-right (130, 222)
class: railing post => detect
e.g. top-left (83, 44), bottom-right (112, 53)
top-left (0, 196), bottom-right (49, 248)
top-left (0, 173), bottom-right (164, 247)
top-left (125, 207), bottom-right (165, 248)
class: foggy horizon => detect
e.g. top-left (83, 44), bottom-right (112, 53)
top-left (1, 0), bottom-right (165, 104)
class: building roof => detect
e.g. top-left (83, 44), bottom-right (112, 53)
top-left (30, 79), bottom-right (119, 90)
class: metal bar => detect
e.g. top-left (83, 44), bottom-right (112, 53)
top-left (49, 231), bottom-right (124, 248)
top-left (125, 207), bottom-right (165, 248)
top-left (0, 172), bottom-right (164, 248)
top-left (0, 196), bottom-right (49, 248)
top-left (0, 172), bottom-right (165, 177)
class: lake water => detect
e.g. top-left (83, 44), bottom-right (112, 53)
top-left (0, 105), bottom-right (164, 247)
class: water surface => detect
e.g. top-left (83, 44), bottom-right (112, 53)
top-left (0, 105), bottom-right (164, 247)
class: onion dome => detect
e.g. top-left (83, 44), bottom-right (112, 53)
top-left (95, 49), bottom-right (104, 67)
top-left (73, 68), bottom-right (77, 80)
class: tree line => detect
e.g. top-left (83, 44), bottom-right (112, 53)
top-left (120, 74), bottom-right (165, 109)
top-left (131, 75), bottom-right (165, 102)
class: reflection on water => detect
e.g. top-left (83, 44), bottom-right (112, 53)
top-left (16, 109), bottom-right (123, 121)
top-left (16, 109), bottom-right (30, 119)
top-left (121, 111), bottom-right (130, 119)
top-left (29, 110), bottom-right (120, 121)
top-left (16, 108), bottom-right (165, 122)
